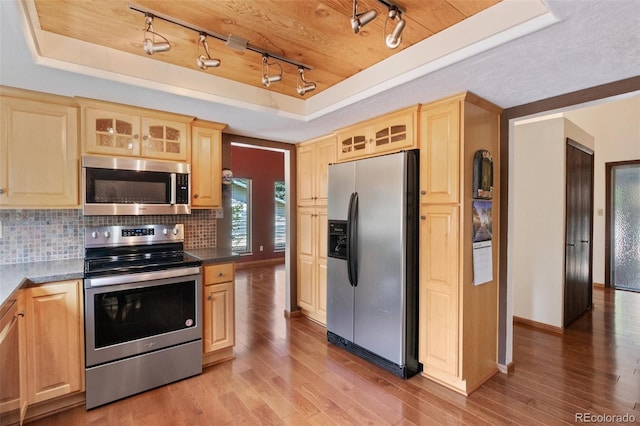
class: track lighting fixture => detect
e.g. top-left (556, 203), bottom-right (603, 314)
top-left (196, 34), bottom-right (221, 70)
top-left (384, 6), bottom-right (405, 49)
top-left (129, 3), bottom-right (314, 96)
top-left (296, 67), bottom-right (317, 96)
top-left (261, 55), bottom-right (283, 87)
top-left (142, 14), bottom-right (171, 55)
top-left (351, 0), bottom-right (377, 34)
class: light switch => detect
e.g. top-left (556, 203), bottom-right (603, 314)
top-left (214, 208), bottom-right (223, 219)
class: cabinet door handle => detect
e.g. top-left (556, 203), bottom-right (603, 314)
top-left (193, 193), bottom-right (199, 199)
top-left (218, 272), bottom-right (223, 277)
top-left (420, 215), bottom-right (426, 220)
top-left (420, 190), bottom-right (426, 195)
top-left (0, 188), bottom-right (4, 194)
top-left (16, 312), bottom-right (25, 318)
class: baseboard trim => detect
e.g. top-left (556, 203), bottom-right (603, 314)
top-left (235, 258), bottom-right (285, 269)
top-left (498, 362), bottom-right (515, 374)
top-left (513, 316), bottom-right (564, 334)
top-left (593, 282), bottom-right (605, 288)
top-left (285, 309), bottom-right (302, 318)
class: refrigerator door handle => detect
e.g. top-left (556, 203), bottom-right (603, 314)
top-left (347, 192), bottom-right (359, 287)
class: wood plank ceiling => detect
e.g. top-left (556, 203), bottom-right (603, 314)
top-left (34, 0), bottom-right (500, 98)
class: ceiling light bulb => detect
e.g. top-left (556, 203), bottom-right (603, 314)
top-left (144, 38), bottom-right (171, 55)
top-left (262, 74), bottom-right (282, 87)
top-left (385, 16), bottom-right (405, 49)
top-left (297, 82), bottom-right (317, 96)
top-left (197, 56), bottom-right (221, 69)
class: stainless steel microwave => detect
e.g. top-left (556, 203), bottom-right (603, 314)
top-left (82, 155), bottom-right (190, 215)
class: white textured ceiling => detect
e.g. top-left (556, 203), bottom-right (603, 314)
top-left (1, 0), bottom-right (639, 143)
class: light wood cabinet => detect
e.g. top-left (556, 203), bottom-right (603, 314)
top-left (202, 263), bottom-right (235, 364)
top-left (191, 120), bottom-right (226, 208)
top-left (297, 134), bottom-right (336, 207)
top-left (0, 88), bottom-right (79, 208)
top-left (336, 106), bottom-right (418, 162)
top-left (0, 295), bottom-right (26, 426)
top-left (24, 280), bottom-right (83, 404)
top-left (420, 101), bottom-right (460, 204)
top-left (418, 92), bottom-right (501, 395)
top-left (78, 98), bottom-right (194, 161)
top-left (297, 206), bottom-right (328, 324)
top-left (296, 134), bottom-right (334, 325)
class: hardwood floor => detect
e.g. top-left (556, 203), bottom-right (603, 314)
top-left (30, 264), bottom-right (640, 425)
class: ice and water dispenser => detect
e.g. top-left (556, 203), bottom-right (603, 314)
top-left (327, 220), bottom-right (348, 260)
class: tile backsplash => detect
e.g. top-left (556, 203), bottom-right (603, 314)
top-left (0, 209), bottom-right (217, 265)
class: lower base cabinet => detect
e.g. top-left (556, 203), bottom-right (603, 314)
top-left (202, 263), bottom-right (236, 365)
top-left (0, 280), bottom-right (84, 425)
top-left (0, 295), bottom-right (26, 425)
top-left (24, 281), bottom-right (84, 405)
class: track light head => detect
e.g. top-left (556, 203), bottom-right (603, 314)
top-left (142, 15), bottom-right (171, 55)
top-left (196, 34), bottom-right (220, 70)
top-left (261, 55), bottom-right (283, 88)
top-left (351, 0), bottom-right (377, 34)
top-left (296, 68), bottom-right (316, 96)
top-left (351, 9), bottom-right (378, 34)
top-left (385, 12), bottom-right (406, 49)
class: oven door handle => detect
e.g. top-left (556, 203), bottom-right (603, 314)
top-left (85, 266), bottom-right (201, 288)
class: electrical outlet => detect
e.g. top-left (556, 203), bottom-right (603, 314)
top-left (259, 245), bottom-right (263, 252)
top-left (214, 208), bottom-right (223, 219)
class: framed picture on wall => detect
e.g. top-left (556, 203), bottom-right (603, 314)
top-left (473, 149), bottom-right (493, 199)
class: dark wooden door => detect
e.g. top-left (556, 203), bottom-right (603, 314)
top-left (564, 138), bottom-right (594, 327)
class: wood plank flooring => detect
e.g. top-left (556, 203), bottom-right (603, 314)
top-left (29, 264), bottom-right (640, 425)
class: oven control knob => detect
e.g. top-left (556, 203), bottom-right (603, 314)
top-left (103, 231), bottom-right (110, 239)
top-left (163, 228), bottom-right (169, 236)
top-left (173, 228), bottom-right (179, 235)
top-left (91, 231), bottom-right (98, 239)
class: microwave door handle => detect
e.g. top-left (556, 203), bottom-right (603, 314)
top-left (170, 173), bottom-right (177, 205)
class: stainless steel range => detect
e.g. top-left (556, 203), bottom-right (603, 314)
top-left (83, 224), bottom-right (202, 409)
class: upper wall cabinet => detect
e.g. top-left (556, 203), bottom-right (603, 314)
top-left (0, 87), bottom-right (79, 208)
top-left (297, 134), bottom-right (336, 207)
top-left (77, 98), bottom-right (194, 161)
top-left (191, 119), bottom-right (226, 208)
top-left (336, 106), bottom-right (419, 162)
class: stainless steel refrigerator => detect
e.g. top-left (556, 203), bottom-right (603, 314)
top-left (326, 149), bottom-right (420, 378)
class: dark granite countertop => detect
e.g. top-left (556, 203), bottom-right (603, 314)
top-left (186, 247), bottom-right (240, 265)
top-left (0, 248), bottom-right (237, 309)
top-left (0, 259), bottom-right (85, 309)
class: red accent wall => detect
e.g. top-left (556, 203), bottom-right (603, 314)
top-left (231, 145), bottom-right (285, 263)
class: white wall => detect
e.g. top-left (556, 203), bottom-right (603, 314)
top-left (510, 116), bottom-right (594, 328)
top-left (563, 95), bottom-right (640, 285)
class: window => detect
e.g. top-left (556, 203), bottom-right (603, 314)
top-left (274, 181), bottom-right (286, 251)
top-left (231, 178), bottom-right (252, 253)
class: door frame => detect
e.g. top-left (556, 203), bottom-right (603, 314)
top-left (498, 76), bottom-right (640, 368)
top-left (605, 159), bottom-right (640, 288)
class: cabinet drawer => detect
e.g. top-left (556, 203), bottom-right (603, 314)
top-left (203, 263), bottom-right (234, 285)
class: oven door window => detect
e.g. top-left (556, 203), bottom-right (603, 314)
top-left (93, 281), bottom-right (196, 348)
top-left (85, 168), bottom-right (171, 204)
